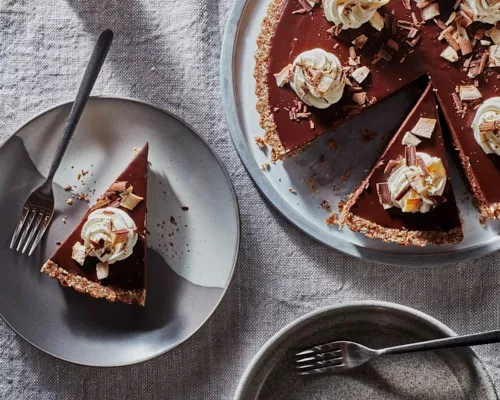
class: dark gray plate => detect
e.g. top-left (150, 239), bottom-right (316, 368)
top-left (235, 301), bottom-right (497, 400)
top-left (0, 97), bottom-right (239, 366)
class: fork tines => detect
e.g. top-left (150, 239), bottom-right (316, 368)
top-left (10, 205), bottom-right (51, 256)
top-left (295, 342), bottom-right (343, 375)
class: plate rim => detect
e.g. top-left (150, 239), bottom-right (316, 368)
top-left (219, 0), bottom-right (500, 266)
top-left (0, 96), bottom-right (241, 367)
top-left (233, 300), bottom-right (498, 400)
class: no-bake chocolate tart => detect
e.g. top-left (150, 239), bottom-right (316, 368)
top-left (41, 144), bottom-right (149, 306)
top-left (255, 0), bottom-right (500, 222)
top-left (340, 83), bottom-right (463, 246)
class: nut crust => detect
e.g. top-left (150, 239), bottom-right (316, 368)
top-left (41, 260), bottom-right (146, 306)
top-left (254, 0), bottom-right (288, 161)
top-left (344, 213), bottom-right (464, 247)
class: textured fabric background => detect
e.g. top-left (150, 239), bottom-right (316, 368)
top-left (1, 0), bottom-right (500, 399)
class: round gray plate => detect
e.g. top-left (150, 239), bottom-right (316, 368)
top-left (235, 301), bottom-right (497, 400)
top-left (0, 97), bottom-right (239, 366)
top-left (220, 0), bottom-right (500, 266)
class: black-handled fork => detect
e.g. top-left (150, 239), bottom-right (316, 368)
top-left (295, 329), bottom-right (500, 375)
top-left (10, 29), bottom-right (113, 256)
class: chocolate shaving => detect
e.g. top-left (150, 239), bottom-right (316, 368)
top-left (349, 46), bottom-right (357, 59)
top-left (352, 92), bottom-right (367, 105)
top-left (417, 156), bottom-right (430, 177)
top-left (109, 181), bottom-right (128, 193)
top-left (478, 52), bottom-right (489, 75)
top-left (434, 18), bottom-right (446, 30)
top-left (408, 27), bottom-right (419, 39)
top-left (430, 195), bottom-right (448, 204)
top-left (352, 34), bottom-right (368, 49)
top-left (411, 117), bottom-right (436, 138)
top-left (89, 196), bottom-right (111, 212)
top-left (298, 0), bottom-right (314, 11)
top-left (452, 92), bottom-right (463, 111)
top-left (274, 64), bottom-right (294, 87)
top-left (479, 121), bottom-right (497, 132)
top-left (109, 199), bottom-right (121, 208)
top-left (395, 184), bottom-right (411, 201)
top-left (386, 39), bottom-right (400, 52)
top-left (421, 3), bottom-right (440, 21)
top-left (376, 182), bottom-right (392, 207)
top-left (384, 157), bottom-right (402, 175)
top-left (459, 85), bottom-right (482, 101)
top-left (405, 146), bottom-right (417, 166)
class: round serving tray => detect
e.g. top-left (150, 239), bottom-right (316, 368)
top-left (220, 0), bottom-right (500, 266)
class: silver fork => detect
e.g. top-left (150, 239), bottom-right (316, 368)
top-left (295, 328), bottom-right (500, 375)
top-left (10, 29), bottom-right (113, 256)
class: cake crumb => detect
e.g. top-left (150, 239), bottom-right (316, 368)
top-left (338, 200), bottom-right (346, 212)
top-left (325, 213), bottom-right (339, 226)
top-left (64, 185), bottom-right (72, 192)
top-left (479, 215), bottom-right (487, 226)
top-left (62, 216), bottom-right (68, 224)
top-left (260, 162), bottom-right (270, 171)
top-left (66, 199), bottom-right (73, 205)
top-left (255, 136), bottom-right (266, 149)
top-left (321, 200), bottom-right (332, 211)
top-left (133, 147), bottom-right (142, 155)
top-left (305, 178), bottom-right (320, 193)
top-left (340, 170), bottom-right (351, 182)
top-left (329, 139), bottom-right (337, 150)
top-left (181, 206), bottom-right (189, 211)
top-left (289, 187), bottom-right (297, 194)
top-left (360, 129), bottom-right (377, 142)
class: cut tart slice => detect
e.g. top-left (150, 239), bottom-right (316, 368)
top-left (340, 84), bottom-right (463, 246)
top-left (41, 144), bottom-right (149, 306)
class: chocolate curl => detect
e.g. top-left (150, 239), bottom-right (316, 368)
top-left (405, 146), bottom-right (417, 166)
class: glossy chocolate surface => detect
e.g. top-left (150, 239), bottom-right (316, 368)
top-left (268, 0), bottom-right (500, 205)
top-left (51, 144), bottom-right (148, 290)
top-left (350, 84), bottom-right (461, 231)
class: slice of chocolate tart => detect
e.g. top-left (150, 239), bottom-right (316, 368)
top-left (340, 84), bottom-right (463, 246)
top-left (41, 144), bottom-right (149, 306)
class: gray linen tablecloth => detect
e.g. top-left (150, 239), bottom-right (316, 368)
top-left (2, 1), bottom-right (500, 399)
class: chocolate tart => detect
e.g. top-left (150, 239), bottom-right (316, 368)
top-left (256, 0), bottom-right (500, 220)
top-left (41, 144), bottom-right (149, 306)
top-left (340, 83), bottom-right (463, 246)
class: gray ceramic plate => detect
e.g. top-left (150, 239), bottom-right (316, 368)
top-left (0, 97), bottom-right (239, 366)
top-left (220, 0), bottom-right (500, 266)
top-left (235, 301), bottom-right (497, 400)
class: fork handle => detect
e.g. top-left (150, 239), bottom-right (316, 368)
top-left (380, 329), bottom-right (500, 355)
top-left (47, 29), bottom-right (114, 181)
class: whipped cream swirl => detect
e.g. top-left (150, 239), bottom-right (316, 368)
top-left (387, 152), bottom-right (447, 213)
top-left (322, 0), bottom-right (389, 29)
top-left (290, 48), bottom-right (346, 109)
top-left (472, 97), bottom-right (500, 155)
top-left (467, 0), bottom-right (500, 25)
top-left (81, 207), bottom-right (138, 265)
